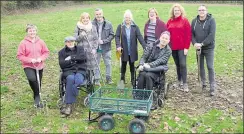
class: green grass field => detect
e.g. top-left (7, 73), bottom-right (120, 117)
top-left (1, 2), bottom-right (243, 133)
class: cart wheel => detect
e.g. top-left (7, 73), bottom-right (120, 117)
top-left (57, 98), bottom-right (63, 109)
top-left (98, 115), bottom-right (115, 131)
top-left (83, 97), bottom-right (89, 107)
top-left (128, 118), bottom-right (146, 134)
top-left (164, 83), bottom-right (169, 100)
top-left (158, 98), bottom-right (164, 108)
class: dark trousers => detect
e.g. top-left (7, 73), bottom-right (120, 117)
top-left (172, 50), bottom-right (187, 83)
top-left (24, 68), bottom-right (43, 100)
top-left (121, 56), bottom-right (135, 83)
top-left (137, 71), bottom-right (159, 90)
top-left (197, 49), bottom-right (215, 91)
top-left (65, 73), bottom-right (84, 104)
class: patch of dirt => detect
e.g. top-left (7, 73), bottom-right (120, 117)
top-left (164, 73), bottom-right (243, 117)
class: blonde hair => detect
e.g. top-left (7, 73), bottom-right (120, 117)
top-left (79, 12), bottom-right (91, 22)
top-left (123, 9), bottom-right (134, 21)
top-left (169, 3), bottom-right (186, 19)
top-left (148, 8), bottom-right (159, 18)
top-left (26, 24), bottom-right (37, 32)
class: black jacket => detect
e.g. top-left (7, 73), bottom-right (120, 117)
top-left (58, 45), bottom-right (87, 78)
top-left (139, 40), bottom-right (172, 68)
top-left (92, 18), bottom-right (115, 52)
top-left (191, 13), bottom-right (216, 50)
top-left (115, 22), bottom-right (146, 62)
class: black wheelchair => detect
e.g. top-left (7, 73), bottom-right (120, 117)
top-left (57, 70), bottom-right (95, 109)
top-left (133, 65), bottom-right (171, 109)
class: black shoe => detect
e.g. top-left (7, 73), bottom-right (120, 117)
top-left (34, 103), bottom-right (44, 108)
top-left (202, 85), bottom-right (207, 90)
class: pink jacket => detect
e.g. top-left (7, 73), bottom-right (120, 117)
top-left (17, 36), bottom-right (49, 70)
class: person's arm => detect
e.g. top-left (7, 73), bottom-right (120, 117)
top-left (74, 26), bottom-right (83, 42)
top-left (115, 24), bottom-right (122, 48)
top-left (58, 50), bottom-right (74, 69)
top-left (202, 18), bottom-right (216, 46)
top-left (91, 25), bottom-right (99, 50)
top-left (136, 26), bottom-right (146, 49)
top-left (139, 45), bottom-right (153, 65)
top-left (148, 47), bottom-right (172, 68)
top-left (40, 40), bottom-right (49, 61)
top-left (160, 20), bottom-right (168, 33)
top-left (144, 23), bottom-right (147, 43)
top-left (101, 23), bottom-right (115, 44)
top-left (17, 41), bottom-right (32, 63)
top-left (184, 18), bottom-right (192, 49)
top-left (191, 19), bottom-right (197, 45)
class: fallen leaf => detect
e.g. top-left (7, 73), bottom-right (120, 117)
top-left (42, 127), bottom-right (49, 133)
top-left (174, 116), bottom-right (181, 122)
top-left (163, 122), bottom-right (169, 131)
top-left (206, 127), bottom-right (212, 132)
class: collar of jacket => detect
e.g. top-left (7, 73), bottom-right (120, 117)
top-left (24, 36), bottom-right (40, 43)
top-left (65, 45), bottom-right (77, 51)
top-left (122, 21), bottom-right (136, 26)
top-left (93, 17), bottom-right (107, 27)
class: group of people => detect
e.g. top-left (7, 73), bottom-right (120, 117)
top-left (17, 3), bottom-right (216, 116)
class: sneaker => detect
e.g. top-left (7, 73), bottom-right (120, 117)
top-left (183, 83), bottom-right (189, 92)
top-left (63, 104), bottom-right (72, 115)
top-left (173, 80), bottom-right (183, 89)
top-left (34, 103), bottom-right (44, 108)
top-left (202, 85), bottom-right (207, 90)
top-left (95, 79), bottom-right (101, 86)
top-left (106, 77), bottom-right (114, 85)
top-left (210, 91), bottom-right (215, 96)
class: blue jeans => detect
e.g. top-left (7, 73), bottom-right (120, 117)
top-left (95, 50), bottom-right (112, 80)
top-left (65, 73), bottom-right (84, 104)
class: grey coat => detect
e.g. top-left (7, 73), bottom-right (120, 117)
top-left (92, 18), bottom-right (114, 52)
top-left (191, 13), bottom-right (216, 50)
top-left (139, 40), bottom-right (172, 68)
top-left (74, 24), bottom-right (98, 71)
top-left (115, 22), bottom-right (146, 62)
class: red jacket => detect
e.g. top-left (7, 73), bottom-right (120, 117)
top-left (17, 36), bottom-right (49, 70)
top-left (166, 16), bottom-right (192, 50)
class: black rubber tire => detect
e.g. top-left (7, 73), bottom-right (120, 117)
top-left (164, 83), bottom-right (169, 100)
top-left (128, 118), bottom-right (146, 134)
top-left (158, 98), bottom-right (164, 108)
top-left (98, 115), bottom-right (115, 131)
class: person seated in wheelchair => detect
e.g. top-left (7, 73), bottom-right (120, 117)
top-left (137, 31), bottom-right (172, 99)
top-left (58, 36), bottom-right (87, 116)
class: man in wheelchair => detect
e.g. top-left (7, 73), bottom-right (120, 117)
top-left (58, 36), bottom-right (87, 116)
top-left (137, 31), bottom-right (172, 109)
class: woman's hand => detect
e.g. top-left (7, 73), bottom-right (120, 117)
top-left (184, 49), bottom-right (188, 55)
top-left (117, 47), bottom-right (122, 52)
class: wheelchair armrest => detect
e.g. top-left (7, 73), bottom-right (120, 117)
top-left (144, 65), bottom-right (168, 72)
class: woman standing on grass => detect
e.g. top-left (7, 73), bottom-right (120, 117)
top-left (74, 12), bottom-right (99, 84)
top-left (166, 3), bottom-right (192, 92)
top-left (17, 24), bottom-right (49, 108)
top-left (144, 8), bottom-right (167, 46)
top-left (115, 9), bottom-right (146, 86)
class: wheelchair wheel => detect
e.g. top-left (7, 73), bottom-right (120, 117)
top-left (158, 97), bottom-right (164, 108)
top-left (164, 82), bottom-right (169, 100)
top-left (128, 118), bottom-right (146, 134)
top-left (83, 96), bottom-right (89, 107)
top-left (98, 114), bottom-right (115, 131)
top-left (57, 98), bottom-right (64, 109)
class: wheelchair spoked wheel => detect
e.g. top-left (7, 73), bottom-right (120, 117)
top-left (164, 82), bottom-right (169, 100)
top-left (158, 97), bottom-right (164, 108)
top-left (57, 98), bottom-right (64, 109)
top-left (83, 96), bottom-right (89, 107)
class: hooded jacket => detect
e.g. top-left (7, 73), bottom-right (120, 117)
top-left (17, 36), bottom-right (49, 70)
top-left (191, 13), bottom-right (216, 50)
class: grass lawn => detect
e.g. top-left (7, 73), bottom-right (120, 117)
top-left (1, 2), bottom-right (243, 133)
